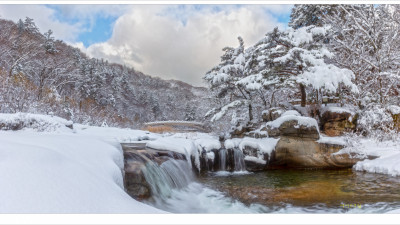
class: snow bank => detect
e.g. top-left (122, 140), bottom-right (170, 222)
top-left (0, 113), bottom-right (73, 132)
top-left (337, 138), bottom-right (400, 177)
top-left (0, 131), bottom-right (164, 213)
top-left (74, 124), bottom-right (159, 143)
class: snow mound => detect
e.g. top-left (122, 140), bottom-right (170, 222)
top-left (0, 113), bottom-right (73, 132)
top-left (0, 132), bottom-right (164, 213)
top-left (266, 114), bottom-right (319, 129)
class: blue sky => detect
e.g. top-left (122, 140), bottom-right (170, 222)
top-left (0, 4), bottom-right (293, 85)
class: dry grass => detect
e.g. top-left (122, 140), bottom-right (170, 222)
top-left (143, 125), bottom-right (176, 133)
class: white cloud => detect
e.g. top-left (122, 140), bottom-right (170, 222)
top-left (0, 5), bottom-right (82, 42)
top-left (86, 5), bottom-right (292, 86)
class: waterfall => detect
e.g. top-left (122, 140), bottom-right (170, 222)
top-left (233, 148), bottom-right (246, 171)
top-left (142, 159), bottom-right (194, 201)
top-left (219, 149), bottom-right (227, 171)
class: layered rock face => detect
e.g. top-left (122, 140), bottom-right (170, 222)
top-left (320, 108), bottom-right (357, 136)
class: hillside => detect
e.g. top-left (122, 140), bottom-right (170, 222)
top-left (0, 17), bottom-right (211, 128)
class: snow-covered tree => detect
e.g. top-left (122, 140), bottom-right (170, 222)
top-left (204, 37), bottom-right (256, 122)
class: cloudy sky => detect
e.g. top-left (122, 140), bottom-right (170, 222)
top-left (0, 4), bottom-right (292, 86)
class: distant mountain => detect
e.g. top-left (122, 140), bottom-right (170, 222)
top-left (0, 17), bottom-right (212, 128)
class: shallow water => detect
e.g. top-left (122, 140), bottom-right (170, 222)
top-left (197, 169), bottom-right (400, 213)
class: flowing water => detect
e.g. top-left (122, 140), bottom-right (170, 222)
top-left (141, 157), bottom-right (400, 213)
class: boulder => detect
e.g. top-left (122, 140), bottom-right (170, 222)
top-left (320, 107), bottom-right (357, 136)
top-left (268, 137), bottom-right (368, 169)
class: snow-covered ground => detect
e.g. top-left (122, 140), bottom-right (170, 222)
top-left (0, 113), bottom-right (164, 213)
top-left (337, 138), bottom-right (400, 177)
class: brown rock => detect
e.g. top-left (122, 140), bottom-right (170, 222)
top-left (269, 137), bottom-right (362, 169)
top-left (320, 109), bottom-right (357, 136)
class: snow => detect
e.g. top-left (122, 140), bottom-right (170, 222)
top-left (74, 124), bottom-right (159, 143)
top-left (266, 114), bottom-right (319, 131)
top-left (0, 112), bottom-right (73, 132)
top-left (207, 151), bottom-right (215, 161)
top-left (317, 135), bottom-right (346, 145)
top-left (387, 105), bottom-right (400, 115)
top-left (238, 137), bottom-right (280, 156)
top-left (297, 64), bottom-right (358, 94)
top-left (320, 106), bottom-right (354, 116)
top-left (281, 110), bottom-right (300, 117)
top-left (224, 138), bottom-right (242, 149)
top-left (194, 137), bottom-right (221, 152)
top-left (0, 130), bottom-right (164, 213)
top-left (244, 156), bottom-right (267, 165)
top-left (211, 100), bottom-right (244, 122)
top-left (337, 138), bottom-right (400, 177)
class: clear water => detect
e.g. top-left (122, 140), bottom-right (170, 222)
top-left (199, 169), bottom-right (400, 213)
top-left (141, 158), bottom-right (400, 213)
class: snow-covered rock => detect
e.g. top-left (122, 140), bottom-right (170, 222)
top-left (320, 106), bottom-right (357, 137)
top-left (266, 114), bottom-right (320, 139)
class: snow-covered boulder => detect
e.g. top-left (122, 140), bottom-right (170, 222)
top-left (320, 106), bottom-right (357, 136)
top-left (266, 113), bottom-right (320, 140)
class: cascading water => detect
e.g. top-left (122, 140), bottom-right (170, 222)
top-left (233, 148), bottom-right (246, 171)
top-left (141, 157), bottom-right (266, 213)
top-left (142, 159), bottom-right (193, 201)
top-left (219, 149), bottom-right (227, 171)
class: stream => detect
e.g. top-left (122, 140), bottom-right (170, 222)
top-left (139, 157), bottom-right (400, 213)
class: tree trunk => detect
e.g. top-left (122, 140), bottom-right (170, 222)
top-left (300, 83), bottom-right (306, 107)
top-left (248, 103), bottom-right (253, 122)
